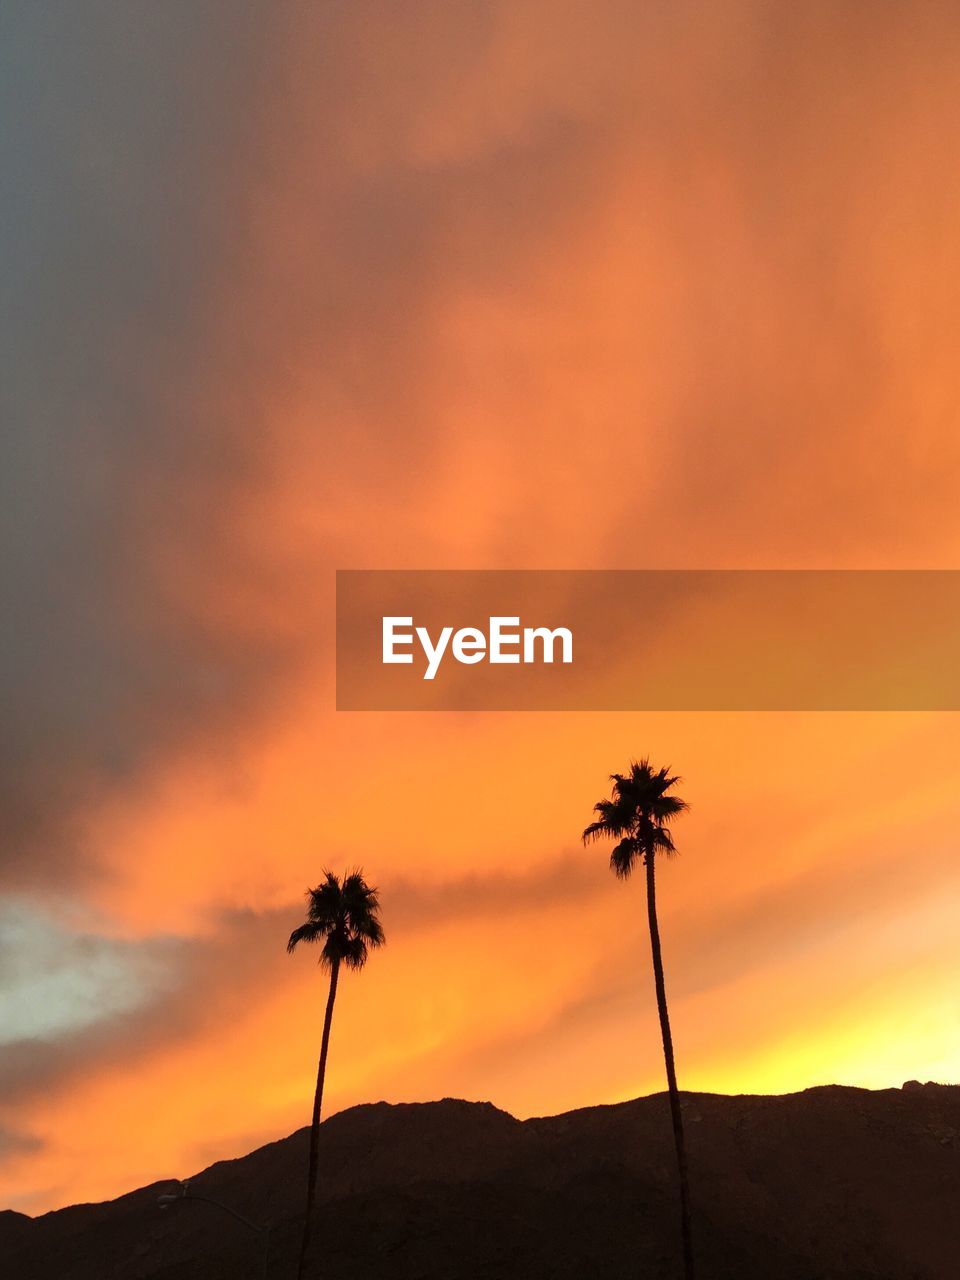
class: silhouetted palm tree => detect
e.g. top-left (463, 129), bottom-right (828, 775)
top-left (287, 869), bottom-right (384, 1280)
top-left (583, 759), bottom-right (694, 1280)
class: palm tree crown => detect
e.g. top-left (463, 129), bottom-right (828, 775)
top-left (287, 869), bottom-right (385, 970)
top-left (582, 759), bottom-right (688, 876)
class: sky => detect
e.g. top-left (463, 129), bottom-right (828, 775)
top-left (1, 0), bottom-right (959, 1215)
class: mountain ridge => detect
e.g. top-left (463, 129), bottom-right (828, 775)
top-left (4, 1083), bottom-right (958, 1278)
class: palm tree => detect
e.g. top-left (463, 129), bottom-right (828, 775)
top-left (287, 869), bottom-right (385, 1280)
top-left (583, 759), bottom-right (694, 1280)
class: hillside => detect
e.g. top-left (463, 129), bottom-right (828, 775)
top-left (2, 1083), bottom-right (957, 1278)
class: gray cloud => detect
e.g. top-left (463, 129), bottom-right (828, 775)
top-left (0, 2), bottom-right (295, 886)
top-left (0, 903), bottom-right (181, 1044)
top-left (0, 0), bottom-right (610, 887)
top-left (0, 1123), bottom-right (43, 1166)
top-left (0, 904), bottom-right (282, 1101)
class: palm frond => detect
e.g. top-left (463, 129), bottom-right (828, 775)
top-left (286, 920), bottom-right (324, 953)
top-left (638, 820), bottom-right (678, 859)
top-left (339, 934), bottom-right (370, 970)
top-left (582, 797), bottom-right (634, 842)
top-left (609, 836), bottom-right (639, 879)
top-left (304, 871), bottom-right (344, 926)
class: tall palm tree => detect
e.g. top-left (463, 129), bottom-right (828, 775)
top-left (287, 869), bottom-right (384, 1280)
top-left (583, 759), bottom-right (694, 1280)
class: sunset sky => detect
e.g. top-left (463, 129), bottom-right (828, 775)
top-left (2, 1), bottom-right (960, 1216)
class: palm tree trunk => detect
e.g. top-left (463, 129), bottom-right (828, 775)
top-left (645, 850), bottom-right (694, 1280)
top-left (296, 956), bottom-right (340, 1280)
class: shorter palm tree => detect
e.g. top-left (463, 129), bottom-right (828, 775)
top-left (287, 869), bottom-right (384, 1280)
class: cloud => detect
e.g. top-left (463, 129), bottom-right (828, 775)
top-left (0, 1124), bottom-right (43, 1167)
top-left (384, 854), bottom-right (602, 931)
top-left (0, 3), bottom-right (301, 887)
top-left (0, 903), bottom-right (180, 1045)
top-left (0, 904), bottom-right (281, 1102)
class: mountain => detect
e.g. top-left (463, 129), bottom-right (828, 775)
top-left (2, 1083), bottom-right (957, 1278)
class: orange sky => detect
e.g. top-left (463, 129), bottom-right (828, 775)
top-left (1, 0), bottom-right (959, 1215)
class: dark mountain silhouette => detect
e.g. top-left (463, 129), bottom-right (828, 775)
top-left (3, 1083), bottom-right (958, 1279)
